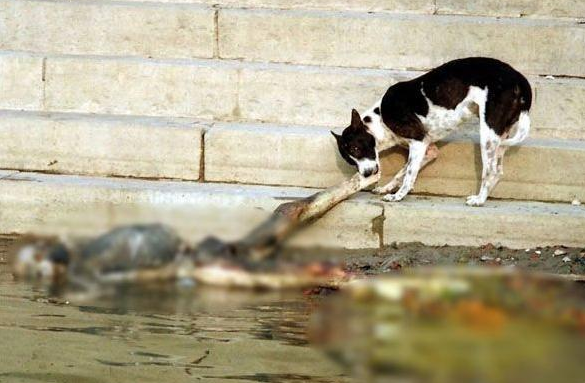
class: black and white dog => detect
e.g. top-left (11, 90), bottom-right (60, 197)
top-left (332, 57), bottom-right (532, 206)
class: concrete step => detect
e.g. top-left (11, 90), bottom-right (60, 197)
top-left (1, 110), bottom-right (583, 203)
top-left (0, 110), bottom-right (203, 180)
top-left (0, 53), bottom-right (43, 111)
top-left (72, 0), bottom-right (585, 20)
top-left (435, 0), bottom-right (585, 19)
top-left (137, 0), bottom-right (585, 19)
top-left (205, 122), bottom-right (585, 203)
top-left (120, 0), bottom-right (437, 14)
top-left (3, 1), bottom-right (584, 76)
top-left (219, 9), bottom-right (585, 77)
top-left (0, 170), bottom-right (583, 249)
top-left (0, 0), bottom-right (216, 60)
top-left (4, 52), bottom-right (585, 140)
top-left (0, 170), bottom-right (383, 250)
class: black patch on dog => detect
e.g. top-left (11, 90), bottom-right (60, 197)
top-left (373, 107), bottom-right (380, 115)
top-left (381, 81), bottom-right (428, 141)
top-left (333, 109), bottom-right (377, 167)
top-left (363, 116), bottom-right (372, 123)
top-left (380, 57), bottom-right (532, 139)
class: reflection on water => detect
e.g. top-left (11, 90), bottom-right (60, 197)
top-left (0, 237), bottom-right (349, 383)
top-left (3, 235), bottom-right (585, 383)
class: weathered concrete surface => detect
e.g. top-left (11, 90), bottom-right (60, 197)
top-left (0, 0), bottom-right (215, 59)
top-left (204, 122), bottom-right (585, 203)
top-left (238, 65), bottom-right (398, 128)
top-left (1, 171), bottom-right (583, 249)
top-left (219, 9), bottom-right (585, 77)
top-left (44, 57), bottom-right (239, 120)
top-left (6, 110), bottom-right (583, 202)
top-left (0, 171), bottom-right (382, 250)
top-left (0, 53), bottom-right (42, 110)
top-left (0, 110), bottom-right (203, 180)
top-left (205, 123), bottom-right (353, 187)
top-left (36, 0), bottom-right (583, 18)
top-left (384, 196), bottom-right (585, 249)
top-left (531, 77), bottom-right (585, 140)
top-left (117, 0), bottom-right (435, 13)
top-left (437, 0), bottom-right (585, 19)
top-left (36, 53), bottom-right (585, 139)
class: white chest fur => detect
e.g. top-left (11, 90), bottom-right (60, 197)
top-left (362, 103), bottom-right (405, 151)
top-left (417, 85), bottom-right (486, 142)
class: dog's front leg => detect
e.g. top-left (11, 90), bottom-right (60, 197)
top-left (383, 141), bottom-right (428, 202)
top-left (374, 143), bottom-right (438, 197)
top-left (372, 166), bottom-right (407, 195)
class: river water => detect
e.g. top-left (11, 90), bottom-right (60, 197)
top-left (0, 236), bottom-right (349, 383)
top-left (3, 235), bottom-right (585, 383)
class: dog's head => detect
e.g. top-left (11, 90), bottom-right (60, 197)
top-left (332, 109), bottom-right (379, 177)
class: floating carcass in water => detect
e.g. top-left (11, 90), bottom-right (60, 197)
top-left (13, 224), bottom-right (181, 282)
top-left (12, 224), bottom-right (350, 291)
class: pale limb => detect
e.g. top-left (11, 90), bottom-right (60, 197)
top-left (196, 172), bottom-right (380, 263)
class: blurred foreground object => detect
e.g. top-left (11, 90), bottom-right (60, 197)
top-left (13, 224), bottom-right (182, 283)
top-left (12, 224), bottom-right (349, 291)
top-left (195, 172), bottom-right (378, 262)
top-left (311, 269), bottom-right (585, 383)
top-left (13, 173), bottom-right (376, 290)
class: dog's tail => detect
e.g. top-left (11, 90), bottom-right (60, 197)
top-left (501, 111), bottom-right (530, 146)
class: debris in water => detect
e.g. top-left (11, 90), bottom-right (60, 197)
top-left (572, 199), bottom-right (582, 206)
top-left (386, 261), bottom-right (402, 271)
top-left (553, 249), bottom-right (567, 257)
top-left (314, 270), bottom-right (585, 383)
top-left (481, 243), bottom-right (495, 251)
top-left (562, 256), bottom-right (572, 263)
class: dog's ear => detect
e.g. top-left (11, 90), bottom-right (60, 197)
top-left (351, 108), bottom-right (362, 127)
top-left (331, 131), bottom-right (342, 142)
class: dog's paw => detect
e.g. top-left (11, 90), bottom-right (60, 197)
top-left (466, 195), bottom-right (485, 207)
top-left (373, 183), bottom-right (399, 195)
top-left (382, 193), bottom-right (404, 202)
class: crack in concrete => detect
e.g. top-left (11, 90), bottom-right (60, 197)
top-left (41, 57), bottom-right (47, 110)
top-left (371, 205), bottom-right (386, 249)
top-left (0, 171), bottom-right (20, 181)
top-left (213, 7), bottom-right (220, 59)
top-left (199, 126), bottom-right (209, 182)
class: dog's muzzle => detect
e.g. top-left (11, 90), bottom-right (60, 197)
top-left (354, 158), bottom-right (379, 178)
top-left (351, 156), bottom-right (380, 178)
top-left (361, 164), bottom-right (379, 178)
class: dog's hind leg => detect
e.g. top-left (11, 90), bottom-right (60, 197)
top-left (383, 141), bottom-right (429, 202)
top-left (373, 144), bottom-right (438, 195)
top-left (466, 123), bottom-right (503, 207)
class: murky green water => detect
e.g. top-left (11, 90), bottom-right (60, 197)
top-left (0, 238), bottom-right (349, 383)
top-left (4, 234), bottom-right (585, 383)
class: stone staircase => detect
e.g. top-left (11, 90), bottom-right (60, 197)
top-left (0, 0), bottom-right (584, 249)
